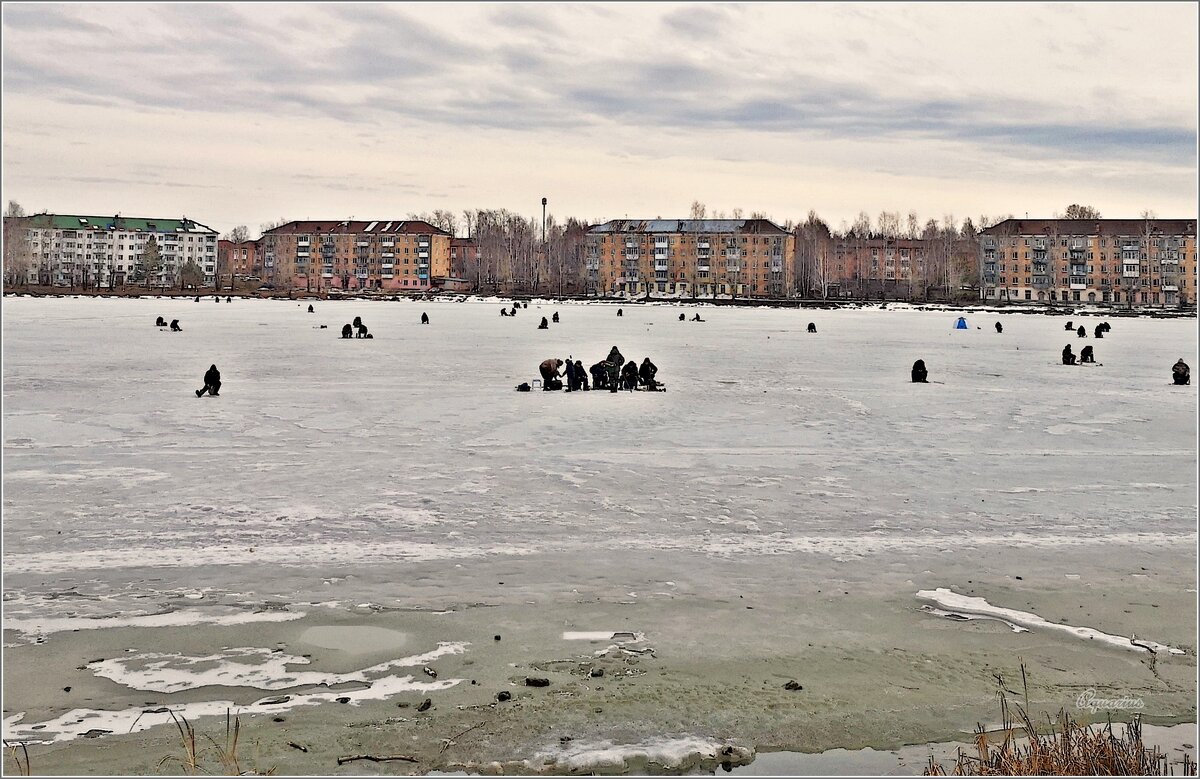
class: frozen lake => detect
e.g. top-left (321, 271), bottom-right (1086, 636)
top-left (2, 296), bottom-right (1196, 769)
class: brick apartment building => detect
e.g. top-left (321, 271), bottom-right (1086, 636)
top-left (258, 220), bottom-right (452, 292)
top-left (979, 219), bottom-right (1197, 307)
top-left (585, 219), bottom-right (795, 298)
top-left (217, 239), bottom-right (261, 284)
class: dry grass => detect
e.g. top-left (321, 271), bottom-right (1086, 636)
top-left (925, 663), bottom-right (1196, 776)
top-left (4, 741), bottom-right (31, 776)
top-left (156, 709), bottom-right (276, 776)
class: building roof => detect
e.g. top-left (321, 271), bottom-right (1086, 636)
top-left (12, 213), bottom-right (217, 234)
top-left (588, 218), bottom-right (790, 235)
top-left (262, 219), bottom-right (451, 236)
top-left (982, 218), bottom-right (1196, 237)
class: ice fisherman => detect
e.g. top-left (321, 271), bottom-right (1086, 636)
top-left (590, 360), bottom-right (608, 390)
top-left (195, 364), bottom-right (221, 397)
top-left (639, 357), bottom-right (658, 389)
top-left (617, 308), bottom-right (623, 317)
top-left (1173, 359), bottom-right (1191, 386)
top-left (170, 319), bottom-right (182, 331)
top-left (994, 321), bottom-right (1003, 334)
top-left (341, 323), bottom-right (353, 338)
top-left (539, 358), bottom-right (564, 390)
top-left (538, 316), bottom-right (549, 329)
top-left (1064, 321), bottom-right (1074, 331)
top-left (155, 316), bottom-right (166, 327)
top-left (808, 322), bottom-right (817, 333)
top-left (1077, 325), bottom-right (1086, 338)
top-left (1062, 344), bottom-right (1076, 365)
top-left (679, 313), bottom-right (686, 321)
top-left (1094, 324), bottom-right (1104, 338)
top-left (621, 360), bottom-right (640, 391)
top-left (421, 312), bottom-right (429, 324)
top-left (911, 359), bottom-right (929, 383)
top-left (564, 358), bottom-right (578, 391)
top-left (1080, 345), bottom-right (1095, 364)
top-left (575, 360), bottom-right (589, 391)
top-left (308, 304), bottom-right (314, 313)
top-left (552, 311), bottom-right (560, 323)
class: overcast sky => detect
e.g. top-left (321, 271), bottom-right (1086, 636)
top-left (2, 2), bottom-right (1196, 236)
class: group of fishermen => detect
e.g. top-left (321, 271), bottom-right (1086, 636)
top-left (500, 301), bottom-right (529, 317)
top-left (534, 346), bottom-right (661, 393)
top-left (154, 316), bottom-right (182, 331)
top-left (341, 316), bottom-right (372, 339)
top-left (1061, 320), bottom-right (1112, 364)
top-left (1064, 320), bottom-right (1112, 338)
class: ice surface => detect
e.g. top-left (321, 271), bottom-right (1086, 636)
top-left (2, 297), bottom-right (1195, 624)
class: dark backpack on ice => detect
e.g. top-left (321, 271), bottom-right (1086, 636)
top-left (515, 382), bottom-right (531, 392)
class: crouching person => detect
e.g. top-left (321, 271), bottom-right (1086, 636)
top-left (196, 364), bottom-right (221, 397)
top-left (911, 359), bottom-right (929, 383)
top-left (1173, 358), bottom-right (1190, 385)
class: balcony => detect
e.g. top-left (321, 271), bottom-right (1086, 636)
top-left (624, 251), bottom-right (640, 260)
top-left (1163, 284), bottom-right (1179, 292)
top-left (382, 263), bottom-right (394, 270)
top-left (653, 238), bottom-right (669, 248)
top-left (322, 272), bottom-right (333, 278)
top-left (382, 252), bottom-right (395, 258)
top-left (382, 273), bottom-right (394, 279)
top-left (1122, 266), bottom-right (1141, 278)
top-left (654, 260), bottom-right (669, 270)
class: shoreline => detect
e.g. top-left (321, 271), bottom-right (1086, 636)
top-left (4, 545), bottom-right (1195, 775)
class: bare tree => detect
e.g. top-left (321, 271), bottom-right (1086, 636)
top-left (689, 201), bottom-right (706, 220)
top-left (3, 203), bottom-right (31, 287)
top-left (223, 225), bottom-right (250, 243)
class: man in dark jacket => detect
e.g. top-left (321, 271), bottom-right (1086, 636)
top-left (911, 359), bottom-right (929, 383)
top-left (552, 312), bottom-right (560, 323)
top-left (1080, 345), bottom-right (1095, 363)
top-left (1173, 359), bottom-right (1190, 385)
top-left (808, 322), bottom-right (817, 333)
top-left (564, 358), bottom-right (578, 391)
top-left (170, 319), bottom-right (182, 331)
top-left (156, 316), bottom-right (166, 327)
top-left (196, 364), bottom-right (221, 397)
top-left (639, 357), bottom-right (658, 389)
top-left (1064, 321), bottom-right (1074, 331)
top-left (575, 360), bottom-right (589, 390)
top-left (421, 312), bottom-right (429, 324)
top-left (994, 321), bottom-right (1003, 334)
top-left (341, 323), bottom-right (353, 338)
top-left (605, 346), bottom-right (624, 393)
top-left (1094, 324), bottom-right (1104, 338)
top-left (621, 360), bottom-right (640, 391)
top-left (538, 317), bottom-right (549, 329)
top-left (590, 361), bottom-right (608, 390)
top-left (1062, 344), bottom-right (1076, 365)
top-left (1076, 325), bottom-right (1086, 338)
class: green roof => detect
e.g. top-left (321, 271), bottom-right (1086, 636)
top-left (16, 213), bottom-right (217, 234)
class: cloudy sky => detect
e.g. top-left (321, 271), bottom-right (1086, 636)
top-left (2, 2), bottom-right (1196, 236)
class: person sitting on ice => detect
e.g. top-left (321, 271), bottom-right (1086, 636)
top-left (1062, 344), bottom-right (1076, 365)
top-left (911, 359), bottom-right (929, 383)
top-left (308, 304), bottom-right (314, 313)
top-left (995, 321), bottom-right (1003, 334)
top-left (1094, 324), bottom-right (1104, 338)
top-left (621, 360), bottom-right (640, 391)
top-left (1064, 320), bottom-right (1074, 331)
top-left (552, 311), bottom-right (560, 323)
top-left (1076, 325), bottom-right (1086, 338)
top-left (420, 312), bottom-right (429, 325)
top-left (538, 316), bottom-right (549, 330)
top-left (194, 296), bottom-right (200, 303)
top-left (500, 308), bottom-right (509, 317)
top-left (692, 313), bottom-right (704, 322)
top-left (1101, 322), bottom-right (1111, 333)
top-left (679, 313), bottom-right (686, 321)
top-left (510, 306), bottom-right (518, 316)
top-left (1173, 358), bottom-right (1191, 386)
top-left (1080, 345), bottom-right (1095, 363)
top-left (617, 308), bottom-right (623, 317)
top-left (808, 322), bottom-right (817, 333)
top-left (575, 360), bottom-right (589, 391)
top-left (539, 358), bottom-right (564, 390)
top-left (170, 319), bottom-right (182, 331)
top-left (155, 316), bottom-right (166, 327)
top-left (195, 364), bottom-right (221, 397)
top-left (341, 323), bottom-right (353, 339)
top-left (639, 357), bottom-right (659, 389)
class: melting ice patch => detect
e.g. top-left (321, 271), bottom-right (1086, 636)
top-left (521, 736), bottom-right (753, 774)
top-left (3, 607), bottom-right (305, 641)
top-left (917, 588), bottom-right (1185, 655)
top-left (2, 642), bottom-right (469, 744)
top-left (89, 641), bottom-right (467, 693)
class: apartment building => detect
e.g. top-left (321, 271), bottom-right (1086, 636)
top-left (217, 239), bottom-right (261, 282)
top-left (979, 219), bottom-right (1197, 307)
top-left (259, 220), bottom-right (452, 292)
top-left (3, 213), bottom-right (218, 287)
top-left (824, 237), bottom-right (943, 299)
top-left (585, 219), bottom-right (795, 298)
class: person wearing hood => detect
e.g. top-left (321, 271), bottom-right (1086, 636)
top-left (911, 359), bottom-right (929, 383)
top-left (994, 321), bottom-right (1003, 334)
top-left (639, 357), bottom-right (658, 389)
top-left (574, 360), bottom-right (589, 390)
top-left (341, 323), bottom-right (353, 338)
top-left (1094, 324), bottom-right (1104, 338)
top-left (421, 312), bottom-right (429, 324)
top-left (1076, 325), bottom-right (1086, 338)
top-left (196, 364), bottom-right (221, 397)
top-left (564, 358), bottom-right (578, 392)
top-left (1173, 358), bottom-right (1191, 385)
top-left (155, 316), bottom-right (166, 327)
top-left (590, 360), bottom-right (608, 390)
top-left (1064, 321), bottom-right (1074, 331)
top-left (1062, 344), bottom-right (1076, 365)
top-left (552, 311), bottom-right (560, 323)
top-left (170, 319), bottom-right (182, 331)
top-left (538, 316), bottom-right (549, 329)
top-left (1080, 345), bottom-right (1095, 363)
top-left (808, 322), bottom-right (817, 333)
top-left (605, 346), bottom-right (624, 393)
top-left (621, 360), bottom-right (640, 391)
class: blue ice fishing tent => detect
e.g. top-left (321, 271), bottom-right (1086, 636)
top-left (954, 316), bottom-right (969, 329)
